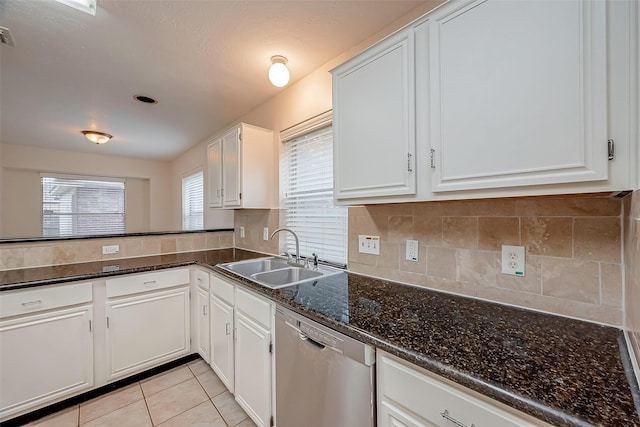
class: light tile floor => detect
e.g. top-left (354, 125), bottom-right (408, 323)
top-left (24, 359), bottom-right (256, 427)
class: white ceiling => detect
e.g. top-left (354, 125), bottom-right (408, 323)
top-left (0, 0), bottom-right (428, 161)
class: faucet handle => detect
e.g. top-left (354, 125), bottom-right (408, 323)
top-left (312, 253), bottom-right (318, 269)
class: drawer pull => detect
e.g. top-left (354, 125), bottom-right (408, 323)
top-left (440, 410), bottom-right (475, 427)
top-left (143, 280), bottom-right (158, 286)
top-left (21, 300), bottom-right (42, 307)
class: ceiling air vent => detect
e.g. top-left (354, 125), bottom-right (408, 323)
top-left (0, 27), bottom-right (15, 47)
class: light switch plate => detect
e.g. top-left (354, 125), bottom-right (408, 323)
top-left (240, 226), bottom-right (245, 239)
top-left (358, 235), bottom-right (380, 255)
top-left (501, 245), bottom-right (525, 276)
top-left (406, 240), bottom-right (418, 261)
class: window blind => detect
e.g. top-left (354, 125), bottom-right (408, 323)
top-left (182, 170), bottom-right (204, 230)
top-left (281, 115), bottom-right (347, 265)
top-left (41, 175), bottom-right (125, 237)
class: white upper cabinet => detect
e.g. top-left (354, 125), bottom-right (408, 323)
top-left (207, 123), bottom-right (276, 209)
top-left (428, 0), bottom-right (608, 192)
top-left (331, 0), bottom-right (637, 204)
top-left (332, 27), bottom-right (416, 200)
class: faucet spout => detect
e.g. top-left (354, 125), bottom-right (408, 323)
top-left (269, 228), bottom-right (300, 264)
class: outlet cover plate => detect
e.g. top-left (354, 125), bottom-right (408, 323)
top-left (358, 235), bottom-right (380, 255)
top-left (406, 240), bottom-right (418, 261)
top-left (102, 245), bottom-right (120, 255)
top-left (263, 227), bottom-right (269, 241)
top-left (501, 245), bottom-right (525, 276)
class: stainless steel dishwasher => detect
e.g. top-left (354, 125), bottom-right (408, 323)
top-left (275, 305), bottom-right (376, 427)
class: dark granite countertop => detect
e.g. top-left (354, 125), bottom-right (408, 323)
top-left (1, 249), bottom-right (638, 426)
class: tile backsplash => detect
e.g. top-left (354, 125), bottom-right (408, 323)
top-left (349, 196), bottom-right (624, 326)
top-left (0, 231), bottom-right (234, 270)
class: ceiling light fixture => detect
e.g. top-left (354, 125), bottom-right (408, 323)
top-left (268, 55), bottom-right (290, 88)
top-left (55, 0), bottom-right (97, 16)
top-left (82, 130), bottom-right (112, 144)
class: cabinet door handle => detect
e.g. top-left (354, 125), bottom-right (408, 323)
top-left (21, 300), bottom-right (42, 307)
top-left (89, 320), bottom-right (92, 332)
top-left (440, 410), bottom-right (475, 427)
top-left (407, 152), bottom-right (413, 172)
top-left (203, 305), bottom-right (207, 316)
top-left (143, 280), bottom-right (157, 286)
top-left (106, 316), bottom-right (110, 328)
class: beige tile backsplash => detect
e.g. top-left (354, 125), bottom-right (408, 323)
top-left (0, 231), bottom-right (234, 270)
top-left (349, 196), bottom-right (625, 326)
top-left (233, 209), bottom-right (280, 256)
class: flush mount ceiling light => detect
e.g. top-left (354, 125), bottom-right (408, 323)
top-left (82, 130), bottom-right (112, 144)
top-left (268, 55), bottom-right (290, 88)
top-left (55, 0), bottom-right (97, 16)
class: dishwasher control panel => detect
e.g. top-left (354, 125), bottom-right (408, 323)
top-left (299, 320), bottom-right (343, 351)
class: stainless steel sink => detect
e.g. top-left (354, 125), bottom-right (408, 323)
top-left (223, 258), bottom-right (289, 277)
top-left (218, 256), bottom-right (342, 289)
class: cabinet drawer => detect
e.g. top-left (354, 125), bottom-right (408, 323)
top-left (235, 287), bottom-right (271, 329)
top-left (195, 269), bottom-right (210, 291)
top-left (378, 351), bottom-right (544, 427)
top-left (0, 282), bottom-right (92, 319)
top-left (106, 268), bottom-right (190, 298)
top-left (211, 274), bottom-right (234, 305)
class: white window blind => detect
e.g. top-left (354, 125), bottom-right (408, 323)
top-left (182, 170), bottom-right (204, 230)
top-left (41, 174), bottom-right (125, 237)
top-left (281, 112), bottom-right (347, 265)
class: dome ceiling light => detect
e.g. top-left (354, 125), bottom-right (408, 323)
top-left (268, 55), bottom-right (290, 88)
top-left (82, 130), bottom-right (112, 144)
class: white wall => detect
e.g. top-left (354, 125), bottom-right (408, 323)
top-left (169, 1), bottom-right (443, 223)
top-left (0, 143), bottom-right (174, 238)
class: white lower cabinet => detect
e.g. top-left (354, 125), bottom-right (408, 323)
top-left (0, 282), bottom-right (94, 421)
top-left (234, 307), bottom-right (271, 427)
top-left (377, 350), bottom-right (550, 427)
top-left (210, 292), bottom-right (235, 392)
top-left (209, 274), bottom-right (273, 427)
top-left (194, 268), bottom-right (211, 363)
top-left (104, 269), bottom-right (191, 381)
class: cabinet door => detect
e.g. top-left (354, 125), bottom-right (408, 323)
top-left (234, 310), bottom-right (271, 427)
top-left (429, 0), bottom-right (607, 192)
top-left (0, 305), bottom-right (93, 420)
top-left (196, 288), bottom-right (210, 363)
top-left (222, 127), bottom-right (242, 207)
top-left (333, 28), bottom-right (416, 199)
top-left (105, 287), bottom-right (190, 381)
top-left (207, 138), bottom-right (223, 208)
top-left (210, 294), bottom-right (234, 392)
top-left (379, 400), bottom-right (430, 427)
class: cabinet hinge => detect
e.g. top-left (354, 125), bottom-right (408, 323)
top-left (239, 192), bottom-right (242, 200)
top-left (106, 316), bottom-right (110, 328)
top-left (608, 139), bottom-right (615, 160)
top-left (430, 148), bottom-right (436, 169)
top-left (270, 415), bottom-right (274, 427)
top-left (407, 153), bottom-right (413, 172)
top-left (238, 131), bottom-right (242, 141)
top-left (269, 342), bottom-right (273, 354)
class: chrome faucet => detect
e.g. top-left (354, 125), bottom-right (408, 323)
top-left (269, 228), bottom-right (300, 265)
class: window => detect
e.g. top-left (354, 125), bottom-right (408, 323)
top-left (281, 111), bottom-right (347, 265)
top-left (41, 174), bottom-right (125, 237)
top-left (182, 170), bottom-right (204, 230)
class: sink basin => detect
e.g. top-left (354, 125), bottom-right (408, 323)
top-left (223, 258), bottom-right (289, 276)
top-left (218, 256), bottom-right (342, 289)
top-left (252, 267), bottom-right (323, 287)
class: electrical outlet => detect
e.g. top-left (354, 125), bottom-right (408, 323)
top-left (263, 227), bottom-right (269, 241)
top-left (102, 245), bottom-right (120, 255)
top-left (406, 240), bottom-right (418, 261)
top-left (358, 235), bottom-right (380, 255)
top-left (240, 226), bottom-right (245, 239)
top-left (501, 245), bottom-right (525, 276)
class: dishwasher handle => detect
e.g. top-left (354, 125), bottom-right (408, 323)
top-left (300, 332), bottom-right (326, 349)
